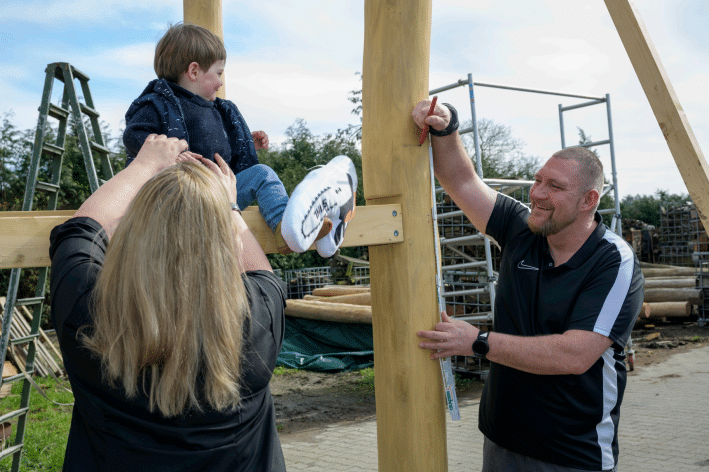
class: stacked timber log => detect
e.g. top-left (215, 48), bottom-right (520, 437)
top-left (0, 297), bottom-right (64, 378)
top-left (286, 285), bottom-right (372, 323)
top-left (638, 263), bottom-right (699, 322)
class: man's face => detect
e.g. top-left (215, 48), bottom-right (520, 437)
top-left (528, 157), bottom-right (585, 237)
top-left (194, 60), bottom-right (225, 102)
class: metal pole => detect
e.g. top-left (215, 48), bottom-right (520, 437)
top-left (472, 81), bottom-right (604, 101)
top-left (558, 103), bottom-right (566, 149)
top-left (605, 94), bottom-right (623, 236)
top-left (466, 73), bottom-right (497, 321)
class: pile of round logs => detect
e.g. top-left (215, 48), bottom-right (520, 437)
top-left (285, 285), bottom-right (372, 324)
top-left (639, 263), bottom-right (701, 322)
top-left (285, 263), bottom-right (701, 325)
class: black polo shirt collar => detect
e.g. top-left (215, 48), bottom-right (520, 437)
top-left (540, 211), bottom-right (605, 270)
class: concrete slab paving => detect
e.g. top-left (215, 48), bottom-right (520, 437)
top-left (280, 343), bottom-right (709, 471)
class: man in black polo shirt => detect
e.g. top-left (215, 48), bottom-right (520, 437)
top-left (413, 100), bottom-right (643, 472)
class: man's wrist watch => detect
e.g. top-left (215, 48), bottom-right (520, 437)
top-left (472, 331), bottom-right (490, 359)
top-left (231, 202), bottom-right (241, 214)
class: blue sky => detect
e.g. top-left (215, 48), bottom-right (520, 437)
top-left (1, 0), bottom-right (707, 198)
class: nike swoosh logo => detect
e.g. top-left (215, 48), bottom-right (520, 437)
top-left (517, 260), bottom-right (539, 270)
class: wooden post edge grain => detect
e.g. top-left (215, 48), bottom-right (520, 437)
top-left (362, 0), bottom-right (448, 470)
top-left (0, 205), bottom-right (403, 269)
top-left (604, 0), bottom-right (709, 228)
top-left (184, 0), bottom-right (225, 99)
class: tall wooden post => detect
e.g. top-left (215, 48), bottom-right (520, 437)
top-left (362, 1), bottom-right (447, 471)
top-left (184, 0), bottom-right (225, 99)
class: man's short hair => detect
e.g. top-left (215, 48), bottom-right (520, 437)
top-left (154, 22), bottom-right (227, 83)
top-left (551, 147), bottom-right (604, 194)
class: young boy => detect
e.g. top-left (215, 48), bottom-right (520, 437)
top-left (123, 22), bottom-right (356, 256)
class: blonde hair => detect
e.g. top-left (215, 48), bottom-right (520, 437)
top-left (154, 22), bottom-right (227, 83)
top-left (85, 161), bottom-right (249, 417)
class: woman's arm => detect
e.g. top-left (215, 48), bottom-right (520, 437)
top-left (73, 135), bottom-right (188, 239)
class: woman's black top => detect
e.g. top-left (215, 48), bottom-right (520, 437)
top-left (49, 217), bottom-right (287, 472)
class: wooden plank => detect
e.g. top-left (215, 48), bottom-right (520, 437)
top-left (362, 1), bottom-right (447, 471)
top-left (12, 308), bottom-right (61, 377)
top-left (0, 205), bottom-right (403, 269)
top-left (311, 286), bottom-right (371, 297)
top-left (285, 299), bottom-right (372, 324)
top-left (303, 292), bottom-right (372, 306)
top-left (184, 0), bottom-right (225, 99)
top-left (18, 305), bottom-right (64, 367)
top-left (604, 0), bottom-right (709, 228)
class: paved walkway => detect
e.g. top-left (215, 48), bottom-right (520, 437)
top-left (280, 344), bottom-right (709, 471)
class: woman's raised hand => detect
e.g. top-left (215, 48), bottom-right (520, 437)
top-left (134, 134), bottom-right (189, 173)
top-left (196, 153), bottom-right (238, 205)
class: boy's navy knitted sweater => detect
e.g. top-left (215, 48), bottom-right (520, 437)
top-left (123, 79), bottom-right (259, 175)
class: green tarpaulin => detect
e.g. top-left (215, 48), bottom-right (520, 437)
top-left (276, 316), bottom-right (374, 372)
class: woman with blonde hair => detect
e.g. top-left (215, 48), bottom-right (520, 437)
top-left (49, 134), bottom-right (287, 471)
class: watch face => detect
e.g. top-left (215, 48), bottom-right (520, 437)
top-left (473, 341), bottom-right (487, 355)
top-left (473, 333), bottom-right (489, 357)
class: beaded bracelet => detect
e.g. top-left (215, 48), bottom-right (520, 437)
top-left (428, 103), bottom-right (459, 137)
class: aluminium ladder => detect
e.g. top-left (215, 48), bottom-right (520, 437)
top-left (0, 62), bottom-right (113, 471)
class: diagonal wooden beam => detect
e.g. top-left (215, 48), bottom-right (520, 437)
top-left (604, 0), bottom-right (709, 226)
top-left (0, 205), bottom-right (403, 270)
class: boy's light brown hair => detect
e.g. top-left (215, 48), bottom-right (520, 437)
top-left (154, 22), bottom-right (227, 83)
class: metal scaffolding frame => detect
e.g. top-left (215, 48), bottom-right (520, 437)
top-left (429, 74), bottom-right (622, 376)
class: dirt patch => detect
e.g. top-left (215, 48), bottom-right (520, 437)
top-left (273, 321), bottom-right (709, 434)
top-left (629, 320), bottom-right (708, 372)
top-left (270, 369), bottom-right (377, 434)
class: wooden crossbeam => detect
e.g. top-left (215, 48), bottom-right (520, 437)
top-left (604, 0), bottom-right (709, 227)
top-left (0, 205), bottom-right (403, 270)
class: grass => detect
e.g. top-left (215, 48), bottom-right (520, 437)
top-left (454, 373), bottom-right (483, 393)
top-left (0, 377), bottom-right (73, 472)
top-left (343, 368), bottom-right (483, 396)
top-left (356, 367), bottom-right (375, 394)
top-left (272, 366), bottom-right (305, 377)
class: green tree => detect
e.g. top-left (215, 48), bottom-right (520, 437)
top-left (336, 72), bottom-right (363, 143)
top-left (0, 112), bottom-right (35, 211)
top-left (620, 191), bottom-right (690, 228)
top-left (460, 118), bottom-right (540, 180)
top-left (1, 111), bottom-right (124, 328)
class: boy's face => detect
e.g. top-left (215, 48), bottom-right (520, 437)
top-left (194, 60), bottom-right (225, 101)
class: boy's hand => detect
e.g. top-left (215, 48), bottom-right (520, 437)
top-left (252, 130), bottom-right (269, 150)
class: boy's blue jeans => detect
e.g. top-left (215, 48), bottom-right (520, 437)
top-left (236, 164), bottom-right (288, 232)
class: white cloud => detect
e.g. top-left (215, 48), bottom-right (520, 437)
top-left (0, 0), bottom-right (177, 27)
top-left (227, 61), bottom-right (361, 146)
